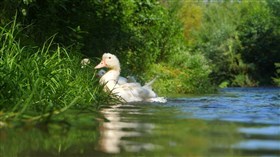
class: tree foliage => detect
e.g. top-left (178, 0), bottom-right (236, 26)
top-left (179, 0), bottom-right (280, 86)
top-left (0, 0), bottom-right (185, 73)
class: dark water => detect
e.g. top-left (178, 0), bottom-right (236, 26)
top-left (1, 88), bottom-right (279, 157)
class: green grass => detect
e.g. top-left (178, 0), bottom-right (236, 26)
top-left (0, 20), bottom-right (116, 125)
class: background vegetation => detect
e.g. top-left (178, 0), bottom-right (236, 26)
top-left (178, 0), bottom-right (280, 87)
top-left (0, 0), bottom-right (279, 122)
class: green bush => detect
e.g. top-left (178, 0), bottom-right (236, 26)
top-left (144, 50), bottom-right (214, 95)
top-left (184, 1), bottom-right (280, 87)
top-left (188, 2), bottom-right (247, 86)
top-left (237, 0), bottom-right (280, 85)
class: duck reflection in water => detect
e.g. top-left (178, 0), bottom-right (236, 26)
top-left (98, 104), bottom-right (158, 153)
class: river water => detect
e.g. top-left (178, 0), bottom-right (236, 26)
top-left (0, 88), bottom-right (279, 156)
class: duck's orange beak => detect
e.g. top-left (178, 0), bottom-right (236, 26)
top-left (94, 59), bottom-right (106, 69)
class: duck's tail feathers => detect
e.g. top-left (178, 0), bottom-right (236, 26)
top-left (144, 76), bottom-right (158, 89)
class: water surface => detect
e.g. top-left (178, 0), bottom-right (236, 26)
top-left (0, 87), bottom-right (279, 156)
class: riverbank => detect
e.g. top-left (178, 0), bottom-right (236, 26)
top-left (0, 22), bottom-right (118, 124)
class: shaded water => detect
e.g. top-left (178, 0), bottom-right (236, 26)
top-left (1, 88), bottom-right (279, 156)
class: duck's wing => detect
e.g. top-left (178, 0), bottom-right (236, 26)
top-left (117, 76), bottom-right (128, 85)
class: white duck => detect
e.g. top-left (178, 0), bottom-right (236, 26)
top-left (95, 53), bottom-right (166, 103)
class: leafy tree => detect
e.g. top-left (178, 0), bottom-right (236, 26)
top-left (238, 1), bottom-right (280, 85)
top-left (183, 1), bottom-right (280, 86)
top-left (1, 0), bottom-right (185, 74)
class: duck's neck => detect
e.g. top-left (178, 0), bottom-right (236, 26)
top-left (100, 68), bottom-right (121, 91)
top-left (111, 65), bottom-right (121, 72)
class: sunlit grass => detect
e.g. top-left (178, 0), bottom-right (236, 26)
top-left (144, 51), bottom-right (215, 95)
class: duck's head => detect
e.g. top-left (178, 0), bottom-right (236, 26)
top-left (95, 53), bottom-right (120, 70)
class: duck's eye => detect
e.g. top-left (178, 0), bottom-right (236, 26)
top-left (108, 57), bottom-right (111, 59)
